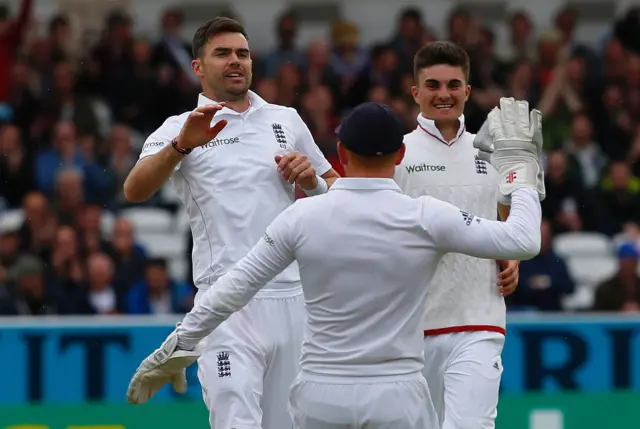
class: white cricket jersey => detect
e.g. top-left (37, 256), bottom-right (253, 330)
top-left (137, 91), bottom-right (332, 291)
top-left (177, 179), bottom-right (541, 379)
top-left (393, 114), bottom-right (507, 334)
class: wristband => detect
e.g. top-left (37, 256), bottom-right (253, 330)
top-left (302, 175), bottom-right (329, 197)
top-left (171, 138), bottom-right (192, 155)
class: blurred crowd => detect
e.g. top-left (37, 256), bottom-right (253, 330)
top-left (1, 0), bottom-right (640, 315)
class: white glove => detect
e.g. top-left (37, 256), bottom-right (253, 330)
top-left (474, 98), bottom-right (545, 204)
top-left (126, 329), bottom-right (201, 405)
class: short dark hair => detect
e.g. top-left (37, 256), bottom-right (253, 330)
top-left (146, 258), bottom-right (167, 270)
top-left (192, 17), bottom-right (248, 58)
top-left (413, 41), bottom-right (470, 82)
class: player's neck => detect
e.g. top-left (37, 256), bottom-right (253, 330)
top-left (203, 89), bottom-right (250, 113)
top-left (344, 165), bottom-right (395, 179)
top-left (434, 119), bottom-right (460, 142)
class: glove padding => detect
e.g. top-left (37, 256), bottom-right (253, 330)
top-left (473, 98), bottom-right (545, 204)
top-left (126, 329), bottom-right (201, 405)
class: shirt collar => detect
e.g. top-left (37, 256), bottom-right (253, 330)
top-left (416, 113), bottom-right (466, 146)
top-left (329, 178), bottom-right (402, 193)
top-left (197, 90), bottom-right (267, 113)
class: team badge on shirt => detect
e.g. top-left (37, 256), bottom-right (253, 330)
top-left (475, 155), bottom-right (488, 175)
top-left (272, 123), bottom-right (288, 150)
top-left (217, 351), bottom-right (231, 377)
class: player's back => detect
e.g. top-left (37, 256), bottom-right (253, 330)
top-left (292, 178), bottom-right (442, 379)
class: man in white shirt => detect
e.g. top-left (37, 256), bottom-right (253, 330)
top-left (126, 100), bottom-right (545, 428)
top-left (122, 17), bottom-right (339, 429)
top-left (393, 41), bottom-right (521, 428)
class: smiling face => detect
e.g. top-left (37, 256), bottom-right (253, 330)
top-left (193, 31), bottom-right (252, 101)
top-left (412, 64), bottom-right (470, 121)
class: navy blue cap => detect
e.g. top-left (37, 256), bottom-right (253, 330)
top-left (337, 102), bottom-right (404, 156)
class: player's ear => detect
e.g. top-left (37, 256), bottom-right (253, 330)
top-left (395, 144), bottom-right (406, 165)
top-left (411, 85), bottom-right (419, 104)
top-left (337, 141), bottom-right (348, 166)
top-left (192, 59), bottom-right (203, 78)
top-left (465, 84), bottom-right (471, 102)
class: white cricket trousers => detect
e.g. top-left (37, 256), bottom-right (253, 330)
top-left (196, 285), bottom-right (305, 429)
top-left (288, 374), bottom-right (439, 428)
top-left (423, 331), bottom-right (505, 429)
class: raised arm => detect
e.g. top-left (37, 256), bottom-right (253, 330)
top-left (422, 188), bottom-right (541, 260)
top-left (176, 211), bottom-right (297, 349)
top-left (123, 104), bottom-right (227, 202)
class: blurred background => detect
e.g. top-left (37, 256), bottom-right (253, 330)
top-left (0, 0), bottom-right (639, 428)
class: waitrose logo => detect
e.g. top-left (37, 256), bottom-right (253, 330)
top-left (201, 136), bottom-right (240, 149)
top-left (405, 163), bottom-right (446, 173)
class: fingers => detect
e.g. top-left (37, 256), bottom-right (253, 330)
top-left (208, 119), bottom-right (228, 137)
top-left (497, 260), bottom-right (519, 297)
top-left (499, 98), bottom-right (517, 137)
top-left (275, 153), bottom-right (311, 183)
top-left (189, 103), bottom-right (225, 119)
top-left (171, 372), bottom-right (188, 394)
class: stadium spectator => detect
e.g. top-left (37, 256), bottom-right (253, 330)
top-left (596, 161), bottom-right (640, 235)
top-left (511, 218), bottom-right (575, 311)
top-left (0, 4), bottom-right (639, 314)
top-left (593, 243), bottom-right (640, 312)
top-left (126, 258), bottom-right (192, 315)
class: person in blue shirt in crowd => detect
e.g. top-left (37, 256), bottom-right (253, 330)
top-left (511, 218), bottom-right (576, 311)
top-left (126, 258), bottom-right (192, 315)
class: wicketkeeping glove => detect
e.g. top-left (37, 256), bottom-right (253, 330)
top-left (473, 98), bottom-right (545, 204)
top-left (126, 329), bottom-right (201, 405)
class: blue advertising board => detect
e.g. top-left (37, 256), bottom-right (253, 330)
top-left (0, 314), bottom-right (638, 404)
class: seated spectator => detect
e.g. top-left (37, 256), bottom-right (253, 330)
top-left (85, 252), bottom-right (120, 315)
top-left (18, 191), bottom-right (57, 261)
top-left (108, 217), bottom-right (147, 297)
top-left (597, 161), bottom-right (640, 235)
top-left (263, 11), bottom-right (305, 78)
top-left (0, 255), bottom-right (59, 315)
top-left (510, 218), bottom-right (575, 311)
top-left (126, 258), bottom-right (192, 315)
top-left (563, 112), bottom-right (607, 189)
top-left (53, 167), bottom-right (85, 225)
top-left (542, 150), bottom-right (592, 232)
top-left (593, 243), bottom-right (640, 312)
top-left (0, 124), bottom-right (34, 209)
top-left (76, 203), bottom-right (114, 256)
top-left (34, 121), bottom-right (106, 199)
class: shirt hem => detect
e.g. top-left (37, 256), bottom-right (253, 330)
top-left (423, 325), bottom-right (506, 336)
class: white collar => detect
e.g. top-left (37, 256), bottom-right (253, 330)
top-left (329, 178), bottom-right (401, 192)
top-left (196, 90), bottom-right (267, 114)
top-left (416, 113), bottom-right (466, 146)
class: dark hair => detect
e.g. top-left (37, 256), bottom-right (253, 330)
top-left (192, 17), bottom-right (247, 58)
top-left (399, 7), bottom-right (422, 23)
top-left (146, 258), bottom-right (167, 270)
top-left (413, 41), bottom-right (470, 82)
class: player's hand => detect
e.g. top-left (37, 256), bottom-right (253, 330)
top-left (478, 98), bottom-right (545, 203)
top-left (497, 260), bottom-right (519, 296)
top-left (274, 152), bottom-right (317, 189)
top-left (126, 330), bottom-right (201, 405)
top-left (177, 103), bottom-right (228, 150)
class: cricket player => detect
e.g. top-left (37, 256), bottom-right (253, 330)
top-left (122, 17), bottom-right (339, 429)
top-left (126, 100), bottom-right (544, 429)
top-left (393, 41), bottom-right (538, 428)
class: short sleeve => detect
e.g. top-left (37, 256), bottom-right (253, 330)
top-left (137, 115), bottom-right (183, 167)
top-left (290, 110), bottom-right (332, 176)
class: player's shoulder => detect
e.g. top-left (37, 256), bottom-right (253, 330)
top-left (260, 103), bottom-right (302, 123)
top-left (152, 111), bottom-right (191, 135)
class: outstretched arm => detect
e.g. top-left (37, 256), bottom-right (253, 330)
top-left (423, 188), bottom-right (541, 261)
top-left (176, 214), bottom-right (296, 350)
